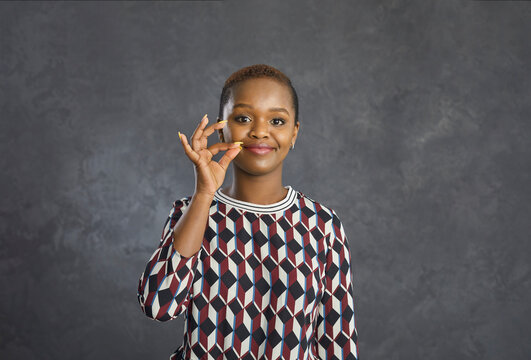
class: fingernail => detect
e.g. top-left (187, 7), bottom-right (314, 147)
top-left (218, 120), bottom-right (228, 123)
top-left (239, 146), bottom-right (243, 150)
top-left (202, 114), bottom-right (208, 121)
top-left (233, 141), bottom-right (243, 145)
top-left (178, 131), bottom-right (182, 140)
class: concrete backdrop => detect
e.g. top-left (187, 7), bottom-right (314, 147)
top-left (1, 1), bottom-right (530, 359)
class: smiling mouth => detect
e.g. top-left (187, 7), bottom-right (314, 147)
top-left (244, 146), bottom-right (274, 155)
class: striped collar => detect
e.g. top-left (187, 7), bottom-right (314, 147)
top-left (214, 186), bottom-right (297, 214)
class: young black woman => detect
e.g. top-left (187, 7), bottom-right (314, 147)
top-left (137, 64), bottom-right (359, 360)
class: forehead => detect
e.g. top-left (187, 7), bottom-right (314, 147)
top-left (228, 78), bottom-right (293, 109)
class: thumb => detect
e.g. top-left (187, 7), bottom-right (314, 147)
top-left (217, 147), bottom-right (242, 170)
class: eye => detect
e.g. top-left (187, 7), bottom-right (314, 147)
top-left (271, 118), bottom-right (286, 126)
top-left (234, 115), bottom-right (251, 123)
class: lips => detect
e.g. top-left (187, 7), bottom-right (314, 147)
top-left (243, 143), bottom-right (274, 155)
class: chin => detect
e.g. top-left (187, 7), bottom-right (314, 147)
top-left (232, 161), bottom-right (282, 177)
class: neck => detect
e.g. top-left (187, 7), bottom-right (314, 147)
top-left (222, 165), bottom-right (288, 205)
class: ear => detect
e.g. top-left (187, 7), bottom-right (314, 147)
top-left (291, 121), bottom-right (300, 146)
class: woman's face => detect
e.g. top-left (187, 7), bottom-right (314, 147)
top-left (219, 77), bottom-right (299, 177)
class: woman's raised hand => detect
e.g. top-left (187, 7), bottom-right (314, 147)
top-left (178, 114), bottom-right (242, 197)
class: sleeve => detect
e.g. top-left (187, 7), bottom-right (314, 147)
top-left (315, 209), bottom-right (359, 360)
top-left (137, 196), bottom-right (204, 322)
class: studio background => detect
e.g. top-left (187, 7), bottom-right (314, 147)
top-left (1, 1), bottom-right (530, 359)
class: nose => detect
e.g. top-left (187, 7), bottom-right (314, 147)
top-left (249, 118), bottom-right (269, 139)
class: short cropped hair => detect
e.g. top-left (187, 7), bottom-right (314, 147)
top-left (217, 64), bottom-right (299, 125)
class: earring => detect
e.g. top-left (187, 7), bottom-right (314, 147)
top-left (290, 143), bottom-right (295, 150)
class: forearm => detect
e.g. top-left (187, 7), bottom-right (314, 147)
top-left (172, 192), bottom-right (213, 257)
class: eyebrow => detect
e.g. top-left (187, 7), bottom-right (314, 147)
top-left (233, 103), bottom-right (290, 116)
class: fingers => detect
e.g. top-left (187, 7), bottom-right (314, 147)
top-left (179, 114), bottom-right (238, 166)
top-left (207, 141), bottom-right (243, 156)
top-left (218, 147), bottom-right (242, 170)
top-left (179, 129), bottom-right (242, 165)
top-left (178, 132), bottom-right (200, 164)
top-left (191, 115), bottom-right (228, 152)
top-left (191, 114), bottom-right (209, 152)
top-left (202, 120), bottom-right (227, 139)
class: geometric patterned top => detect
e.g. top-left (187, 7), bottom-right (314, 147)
top-left (137, 186), bottom-right (359, 360)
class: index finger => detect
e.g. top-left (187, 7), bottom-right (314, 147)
top-left (201, 119), bottom-right (227, 139)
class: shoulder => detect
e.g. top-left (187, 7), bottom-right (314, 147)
top-left (293, 190), bottom-right (350, 254)
top-left (171, 195), bottom-right (217, 215)
top-left (293, 189), bottom-right (344, 228)
top-left (169, 195), bottom-right (194, 219)
top-left (172, 195), bottom-right (193, 209)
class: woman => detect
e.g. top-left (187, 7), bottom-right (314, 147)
top-left (137, 64), bottom-right (359, 360)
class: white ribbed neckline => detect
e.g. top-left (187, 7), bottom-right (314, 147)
top-left (214, 186), bottom-right (297, 214)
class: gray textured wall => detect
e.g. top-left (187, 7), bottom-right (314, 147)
top-left (1, 1), bottom-right (530, 359)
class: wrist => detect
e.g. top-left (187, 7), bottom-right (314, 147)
top-left (192, 191), bottom-right (215, 204)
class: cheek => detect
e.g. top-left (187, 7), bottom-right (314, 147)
top-left (228, 126), bottom-right (254, 143)
top-left (278, 132), bottom-right (294, 147)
